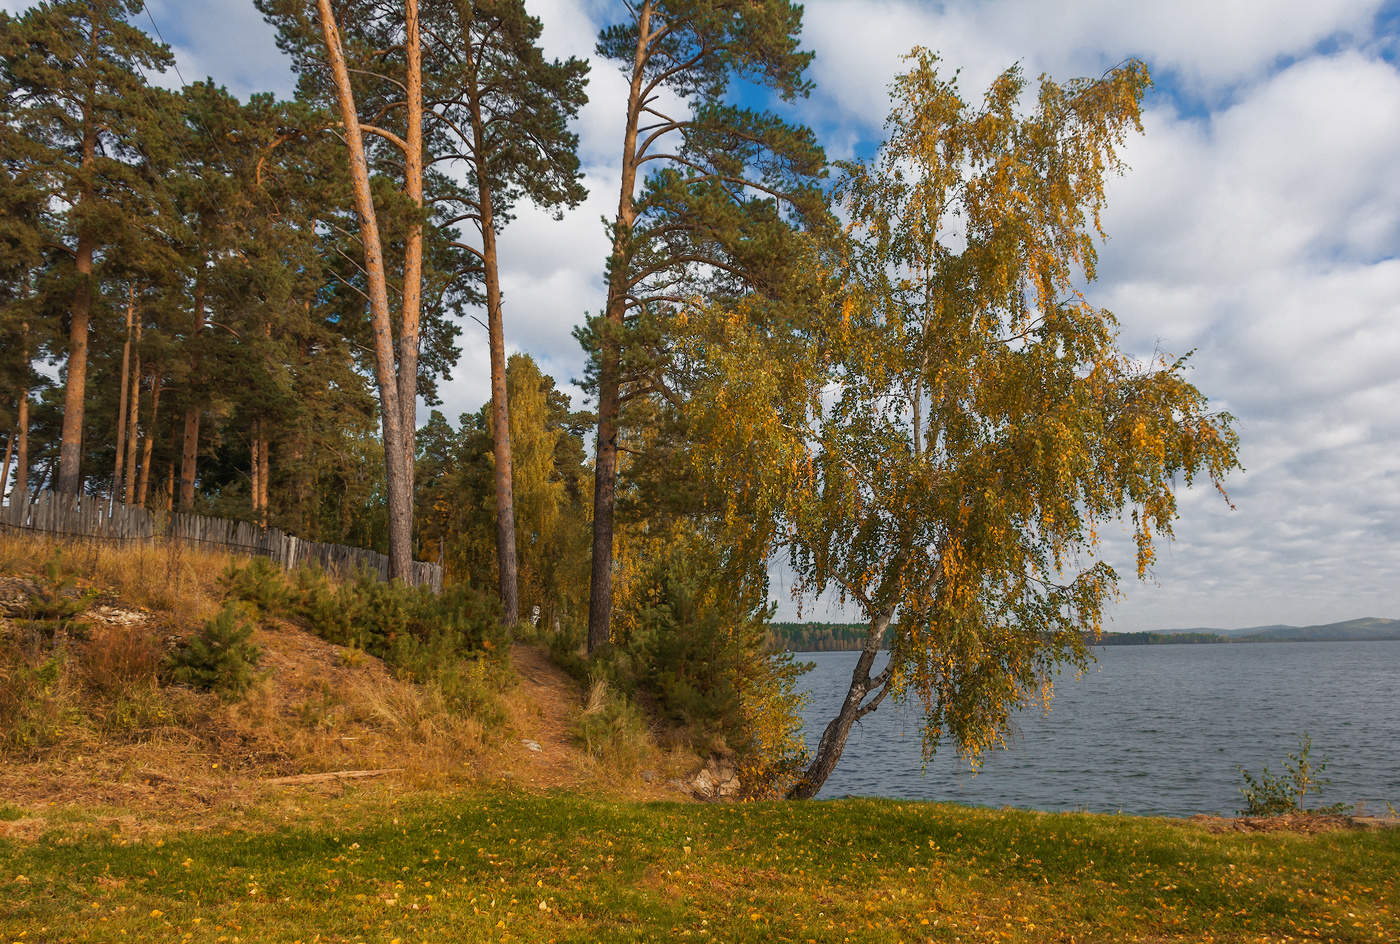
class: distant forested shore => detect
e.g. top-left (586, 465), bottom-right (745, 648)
top-left (769, 617), bottom-right (1400, 652)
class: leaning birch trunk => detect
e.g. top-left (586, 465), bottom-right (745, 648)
top-left (1, 432), bottom-right (12, 504)
top-left (787, 610), bottom-right (896, 799)
top-left (314, 0), bottom-right (419, 581)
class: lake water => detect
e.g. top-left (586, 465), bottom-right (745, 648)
top-left (796, 640), bottom-right (1400, 816)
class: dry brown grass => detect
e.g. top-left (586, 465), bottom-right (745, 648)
top-left (0, 530), bottom-right (228, 621)
top-left (0, 533), bottom-right (699, 839)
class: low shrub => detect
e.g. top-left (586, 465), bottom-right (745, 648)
top-left (217, 556), bottom-right (291, 615)
top-left (1238, 734), bottom-right (1351, 816)
top-left (219, 560), bottom-right (510, 726)
top-left (224, 561), bottom-right (506, 666)
top-left (163, 604), bottom-right (262, 699)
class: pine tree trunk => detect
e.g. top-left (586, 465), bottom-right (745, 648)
top-left (463, 56), bottom-right (519, 623)
top-left (56, 59), bottom-right (98, 496)
top-left (57, 224), bottom-right (95, 495)
top-left (250, 427), bottom-right (261, 523)
top-left (588, 374), bottom-right (621, 652)
top-left (136, 376), bottom-right (161, 508)
top-left (179, 274), bottom-right (204, 509)
top-left (395, 0), bottom-right (423, 530)
top-left (113, 287), bottom-right (135, 501)
top-left (316, 0), bottom-right (416, 581)
top-left (123, 347), bottom-right (141, 505)
top-left (291, 330), bottom-right (312, 534)
top-left (483, 222), bottom-right (519, 623)
top-left (587, 0), bottom-right (651, 653)
top-left (1, 432), bottom-right (13, 504)
top-left (179, 410), bottom-right (200, 507)
top-left (787, 611), bottom-right (895, 800)
top-left (15, 388), bottom-right (28, 501)
top-left (258, 426), bottom-right (270, 528)
top-left (250, 420), bottom-right (270, 528)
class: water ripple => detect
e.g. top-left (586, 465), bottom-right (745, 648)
top-left (797, 640), bottom-right (1400, 816)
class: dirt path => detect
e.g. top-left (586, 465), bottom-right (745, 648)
top-left (499, 644), bottom-right (685, 799)
top-left (503, 644), bottom-right (587, 784)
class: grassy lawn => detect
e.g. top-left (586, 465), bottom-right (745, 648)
top-left (2, 790), bottom-right (1396, 943)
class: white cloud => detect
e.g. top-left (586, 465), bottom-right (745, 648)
top-left (1087, 50), bottom-right (1400, 629)
top-left (801, 0), bottom-right (1388, 136)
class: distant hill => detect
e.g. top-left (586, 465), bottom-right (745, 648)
top-left (768, 618), bottom-right (1400, 651)
top-left (1158, 624), bottom-right (1292, 638)
top-left (1100, 617), bottom-right (1400, 645)
top-left (1236, 617), bottom-right (1400, 642)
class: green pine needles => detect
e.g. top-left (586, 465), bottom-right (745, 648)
top-left (163, 604), bottom-right (261, 699)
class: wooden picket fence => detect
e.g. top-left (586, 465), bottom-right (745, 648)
top-left (0, 490), bottom-right (442, 592)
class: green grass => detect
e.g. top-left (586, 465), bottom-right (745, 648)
top-left (2, 791), bottom-right (1396, 943)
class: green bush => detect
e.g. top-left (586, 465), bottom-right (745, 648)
top-left (605, 552), bottom-right (811, 796)
top-left (223, 561), bottom-right (506, 666)
top-left (218, 560), bottom-right (510, 725)
top-left (217, 556), bottom-right (291, 615)
top-left (163, 604), bottom-right (262, 699)
top-left (1238, 735), bottom-right (1351, 816)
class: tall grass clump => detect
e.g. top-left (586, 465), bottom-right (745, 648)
top-left (0, 550), bottom-right (172, 752)
top-left (0, 647), bottom-right (79, 755)
top-left (574, 676), bottom-right (650, 774)
top-left (0, 533), bottom-right (228, 621)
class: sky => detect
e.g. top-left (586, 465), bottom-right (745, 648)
top-left (5, 0), bottom-right (1399, 631)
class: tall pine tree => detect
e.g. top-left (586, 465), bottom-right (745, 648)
top-left (582, 0), bottom-right (826, 650)
top-left (0, 0), bottom-right (173, 495)
top-left (420, 0), bottom-right (588, 622)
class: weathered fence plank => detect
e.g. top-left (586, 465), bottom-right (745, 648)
top-left (0, 490), bottom-right (441, 592)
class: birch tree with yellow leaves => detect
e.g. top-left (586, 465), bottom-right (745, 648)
top-left (675, 50), bottom-right (1239, 799)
